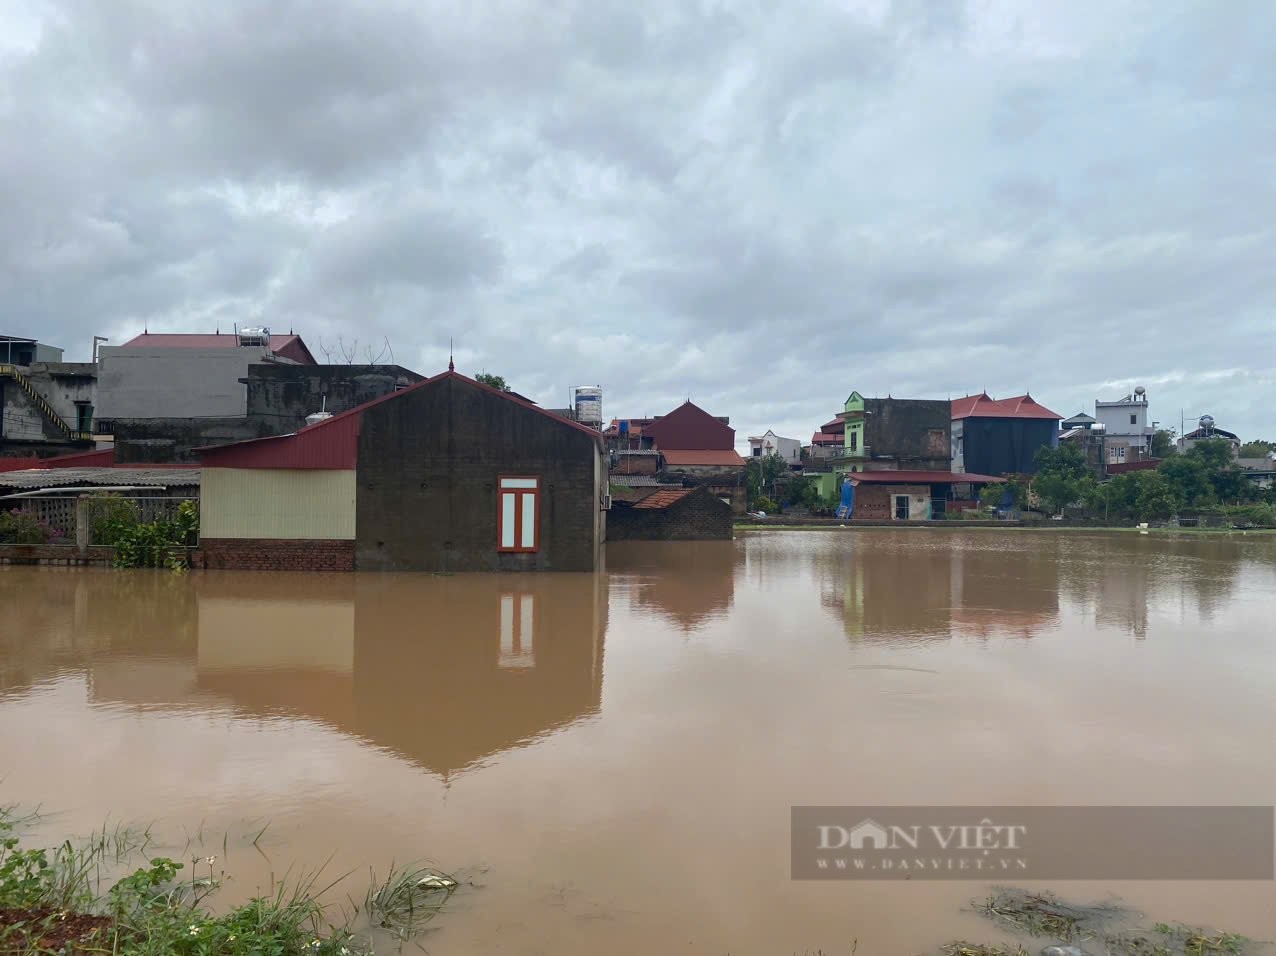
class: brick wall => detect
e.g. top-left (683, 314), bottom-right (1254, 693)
top-left (0, 544), bottom-right (116, 565)
top-left (199, 538), bottom-right (355, 571)
top-left (608, 488), bottom-right (733, 540)
top-left (852, 483), bottom-right (929, 520)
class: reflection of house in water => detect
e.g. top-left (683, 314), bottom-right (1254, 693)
top-left (1058, 536), bottom-right (1246, 638)
top-left (0, 570), bottom-right (198, 700)
top-left (819, 540), bottom-right (1060, 641)
top-left (606, 540), bottom-right (737, 632)
top-left (193, 573), bottom-right (607, 778)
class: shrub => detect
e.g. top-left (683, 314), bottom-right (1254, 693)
top-left (112, 501), bottom-right (200, 571)
top-left (752, 495), bottom-right (778, 514)
top-left (0, 509), bottom-right (60, 545)
top-left (90, 495), bottom-right (141, 546)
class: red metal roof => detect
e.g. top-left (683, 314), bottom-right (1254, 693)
top-left (660, 449), bottom-right (745, 467)
top-left (197, 370), bottom-right (602, 470)
top-left (951, 393), bottom-right (1061, 421)
top-left (632, 488), bottom-right (695, 510)
top-left (122, 332), bottom-right (316, 365)
top-left (0, 457), bottom-right (40, 473)
top-left (849, 470), bottom-right (1004, 484)
top-left (820, 417), bottom-right (845, 434)
top-left (644, 401), bottom-right (734, 450)
top-left (811, 431), bottom-right (841, 445)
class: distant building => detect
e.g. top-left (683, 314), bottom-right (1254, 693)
top-left (96, 330), bottom-right (423, 462)
top-left (607, 401), bottom-right (746, 512)
top-left (1177, 416), bottom-right (1241, 457)
top-left (1095, 387), bottom-right (1154, 466)
top-left (1, 334), bottom-right (97, 459)
top-left (844, 470), bottom-right (1004, 520)
top-left (833, 392), bottom-right (951, 473)
top-left (951, 393), bottom-right (1061, 476)
top-left (197, 370), bottom-right (608, 572)
top-left (1058, 412), bottom-right (1106, 477)
top-left (747, 429), bottom-right (801, 465)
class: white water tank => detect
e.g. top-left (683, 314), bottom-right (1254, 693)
top-left (572, 386), bottom-right (603, 428)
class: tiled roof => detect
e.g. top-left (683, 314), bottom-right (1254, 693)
top-left (0, 467), bottom-right (201, 490)
top-left (811, 431), bottom-right (841, 445)
top-left (632, 488), bottom-right (695, 510)
top-left (849, 470), bottom-right (1003, 484)
top-left (660, 449), bottom-right (745, 466)
top-left (951, 393), bottom-right (1061, 421)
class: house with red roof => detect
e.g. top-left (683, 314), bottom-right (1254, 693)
top-left (642, 401), bottom-right (747, 512)
top-left (196, 367), bottom-right (609, 572)
top-left (951, 392), bottom-right (1062, 476)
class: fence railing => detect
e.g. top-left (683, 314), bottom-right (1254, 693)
top-left (0, 495), bottom-right (199, 548)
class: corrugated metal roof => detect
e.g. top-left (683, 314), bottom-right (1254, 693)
top-left (608, 475), bottom-right (681, 487)
top-left (0, 467), bottom-right (201, 489)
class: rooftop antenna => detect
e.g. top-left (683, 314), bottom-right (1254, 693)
top-left (448, 337), bottom-right (454, 372)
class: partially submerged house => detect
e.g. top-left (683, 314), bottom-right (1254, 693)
top-left (607, 486), bottom-right (733, 540)
top-left (196, 369), bottom-right (608, 572)
top-left (845, 471), bottom-right (1004, 520)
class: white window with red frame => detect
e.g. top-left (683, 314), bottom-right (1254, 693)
top-left (498, 476), bottom-right (540, 552)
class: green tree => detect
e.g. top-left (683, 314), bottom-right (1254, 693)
top-left (746, 453), bottom-right (789, 505)
top-left (1131, 471), bottom-right (1179, 520)
top-left (475, 372), bottom-right (510, 391)
top-left (1033, 442), bottom-right (1090, 481)
top-left (1239, 439), bottom-right (1276, 458)
top-left (1034, 471), bottom-right (1093, 515)
top-left (1157, 455), bottom-right (1215, 508)
top-left (1150, 429), bottom-right (1177, 457)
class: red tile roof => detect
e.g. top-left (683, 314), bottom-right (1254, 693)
top-left (951, 393), bottom-right (1061, 421)
top-left (660, 449), bottom-right (745, 467)
top-left (197, 370), bottom-right (602, 469)
top-left (122, 332), bottom-right (316, 365)
top-left (811, 431), bottom-right (841, 445)
top-left (820, 417), bottom-right (845, 434)
top-left (632, 488), bottom-right (695, 509)
top-left (849, 470), bottom-right (1004, 484)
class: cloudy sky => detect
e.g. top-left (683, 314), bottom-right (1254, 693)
top-left (2, 0), bottom-right (1273, 446)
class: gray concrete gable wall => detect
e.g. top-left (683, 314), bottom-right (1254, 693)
top-left (98, 346), bottom-right (273, 419)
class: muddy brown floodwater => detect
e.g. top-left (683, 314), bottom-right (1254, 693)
top-left (2, 530), bottom-right (1275, 954)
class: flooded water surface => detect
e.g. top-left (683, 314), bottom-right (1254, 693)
top-left (3, 530), bottom-right (1275, 954)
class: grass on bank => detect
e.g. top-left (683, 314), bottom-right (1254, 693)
top-left (0, 805), bottom-right (457, 955)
